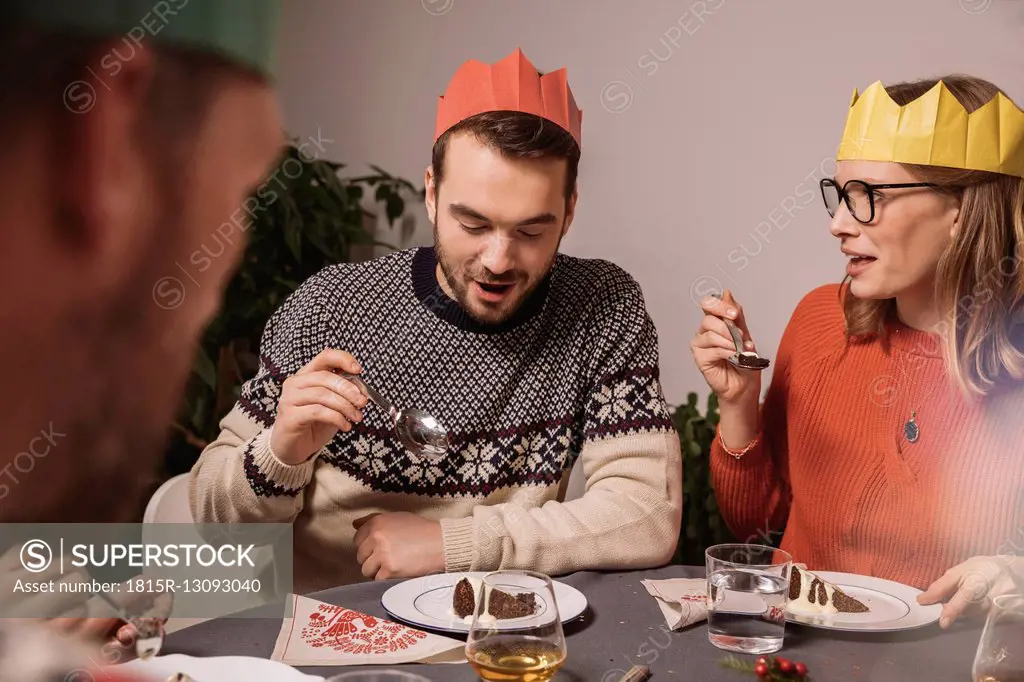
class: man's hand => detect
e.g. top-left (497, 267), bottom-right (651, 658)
top-left (353, 512), bottom-right (446, 580)
top-left (48, 587), bottom-right (169, 662)
top-left (48, 617), bottom-right (125, 640)
top-left (269, 349), bottom-right (369, 465)
top-left (917, 555), bottom-right (1022, 628)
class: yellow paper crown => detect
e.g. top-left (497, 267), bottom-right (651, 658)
top-left (837, 80), bottom-right (1024, 179)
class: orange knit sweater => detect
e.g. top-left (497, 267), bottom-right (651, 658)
top-left (710, 284), bottom-right (1024, 590)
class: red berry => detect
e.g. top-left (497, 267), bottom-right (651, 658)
top-left (778, 658), bottom-right (795, 674)
top-left (754, 662), bottom-right (770, 677)
top-left (756, 656), bottom-right (770, 667)
top-left (795, 662), bottom-right (808, 677)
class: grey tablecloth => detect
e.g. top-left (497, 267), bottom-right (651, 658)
top-left (166, 565), bottom-right (983, 681)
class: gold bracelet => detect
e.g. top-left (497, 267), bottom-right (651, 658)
top-left (719, 432), bottom-right (760, 459)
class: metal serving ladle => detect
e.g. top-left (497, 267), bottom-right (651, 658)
top-left (340, 372), bottom-right (450, 458)
top-left (709, 292), bottom-right (771, 371)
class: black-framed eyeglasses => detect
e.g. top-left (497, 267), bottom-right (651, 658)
top-left (819, 178), bottom-right (939, 224)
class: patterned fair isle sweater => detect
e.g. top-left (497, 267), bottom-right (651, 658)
top-left (189, 246), bottom-right (683, 593)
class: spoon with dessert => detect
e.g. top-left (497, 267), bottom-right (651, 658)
top-left (708, 292), bottom-right (771, 371)
top-left (338, 371), bottom-right (450, 459)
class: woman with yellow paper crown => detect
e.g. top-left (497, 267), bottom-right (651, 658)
top-left (691, 74), bottom-right (1024, 629)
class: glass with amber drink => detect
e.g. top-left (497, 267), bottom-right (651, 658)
top-left (465, 570), bottom-right (566, 681)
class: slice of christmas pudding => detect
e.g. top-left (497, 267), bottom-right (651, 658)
top-left (788, 566), bottom-right (869, 615)
top-left (452, 577), bottom-right (478, 619)
top-left (451, 576), bottom-right (537, 620)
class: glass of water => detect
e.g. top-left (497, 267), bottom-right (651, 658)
top-left (706, 543), bottom-right (792, 655)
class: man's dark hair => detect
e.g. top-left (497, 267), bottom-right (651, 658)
top-left (431, 110), bottom-right (581, 205)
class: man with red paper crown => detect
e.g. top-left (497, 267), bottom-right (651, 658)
top-left (191, 48), bottom-right (684, 590)
top-left (0, 0), bottom-right (285, 679)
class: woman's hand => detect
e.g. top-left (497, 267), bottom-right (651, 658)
top-left (917, 555), bottom-right (1023, 628)
top-left (690, 290), bottom-right (762, 405)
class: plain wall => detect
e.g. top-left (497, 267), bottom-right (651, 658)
top-left (274, 0), bottom-right (1024, 406)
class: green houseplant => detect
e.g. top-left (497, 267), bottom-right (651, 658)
top-left (670, 391), bottom-right (737, 565)
top-left (161, 140), bottom-right (423, 479)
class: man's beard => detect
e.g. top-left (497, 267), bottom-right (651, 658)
top-left (434, 226), bottom-right (558, 325)
top-left (51, 301), bottom-right (188, 523)
top-left (12, 234), bottom-right (197, 524)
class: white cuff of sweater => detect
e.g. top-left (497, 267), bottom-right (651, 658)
top-left (250, 427), bottom-right (316, 492)
top-left (440, 517), bottom-right (476, 572)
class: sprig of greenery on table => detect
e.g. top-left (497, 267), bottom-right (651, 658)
top-left (719, 655), bottom-right (812, 680)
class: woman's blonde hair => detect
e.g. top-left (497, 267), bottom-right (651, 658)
top-left (842, 74), bottom-right (1024, 400)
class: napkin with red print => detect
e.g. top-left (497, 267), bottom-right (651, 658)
top-left (642, 578), bottom-right (710, 630)
top-left (271, 593), bottom-right (467, 666)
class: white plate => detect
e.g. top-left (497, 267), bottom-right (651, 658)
top-left (785, 571), bottom-right (942, 632)
top-left (117, 653), bottom-right (326, 681)
top-left (381, 572), bottom-right (588, 634)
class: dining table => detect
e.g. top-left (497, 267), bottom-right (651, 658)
top-left (164, 565), bottom-right (985, 681)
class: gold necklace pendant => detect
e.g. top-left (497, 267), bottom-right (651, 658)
top-left (903, 410), bottom-right (920, 443)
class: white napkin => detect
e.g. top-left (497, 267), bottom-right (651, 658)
top-left (271, 593), bottom-right (467, 666)
top-left (642, 578), bottom-right (709, 630)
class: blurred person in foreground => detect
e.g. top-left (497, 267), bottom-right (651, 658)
top-left (692, 75), bottom-right (1024, 629)
top-left (0, 1), bottom-right (284, 679)
top-left (189, 48), bottom-right (683, 591)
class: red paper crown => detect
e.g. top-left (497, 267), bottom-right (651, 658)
top-left (434, 47), bottom-right (583, 148)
